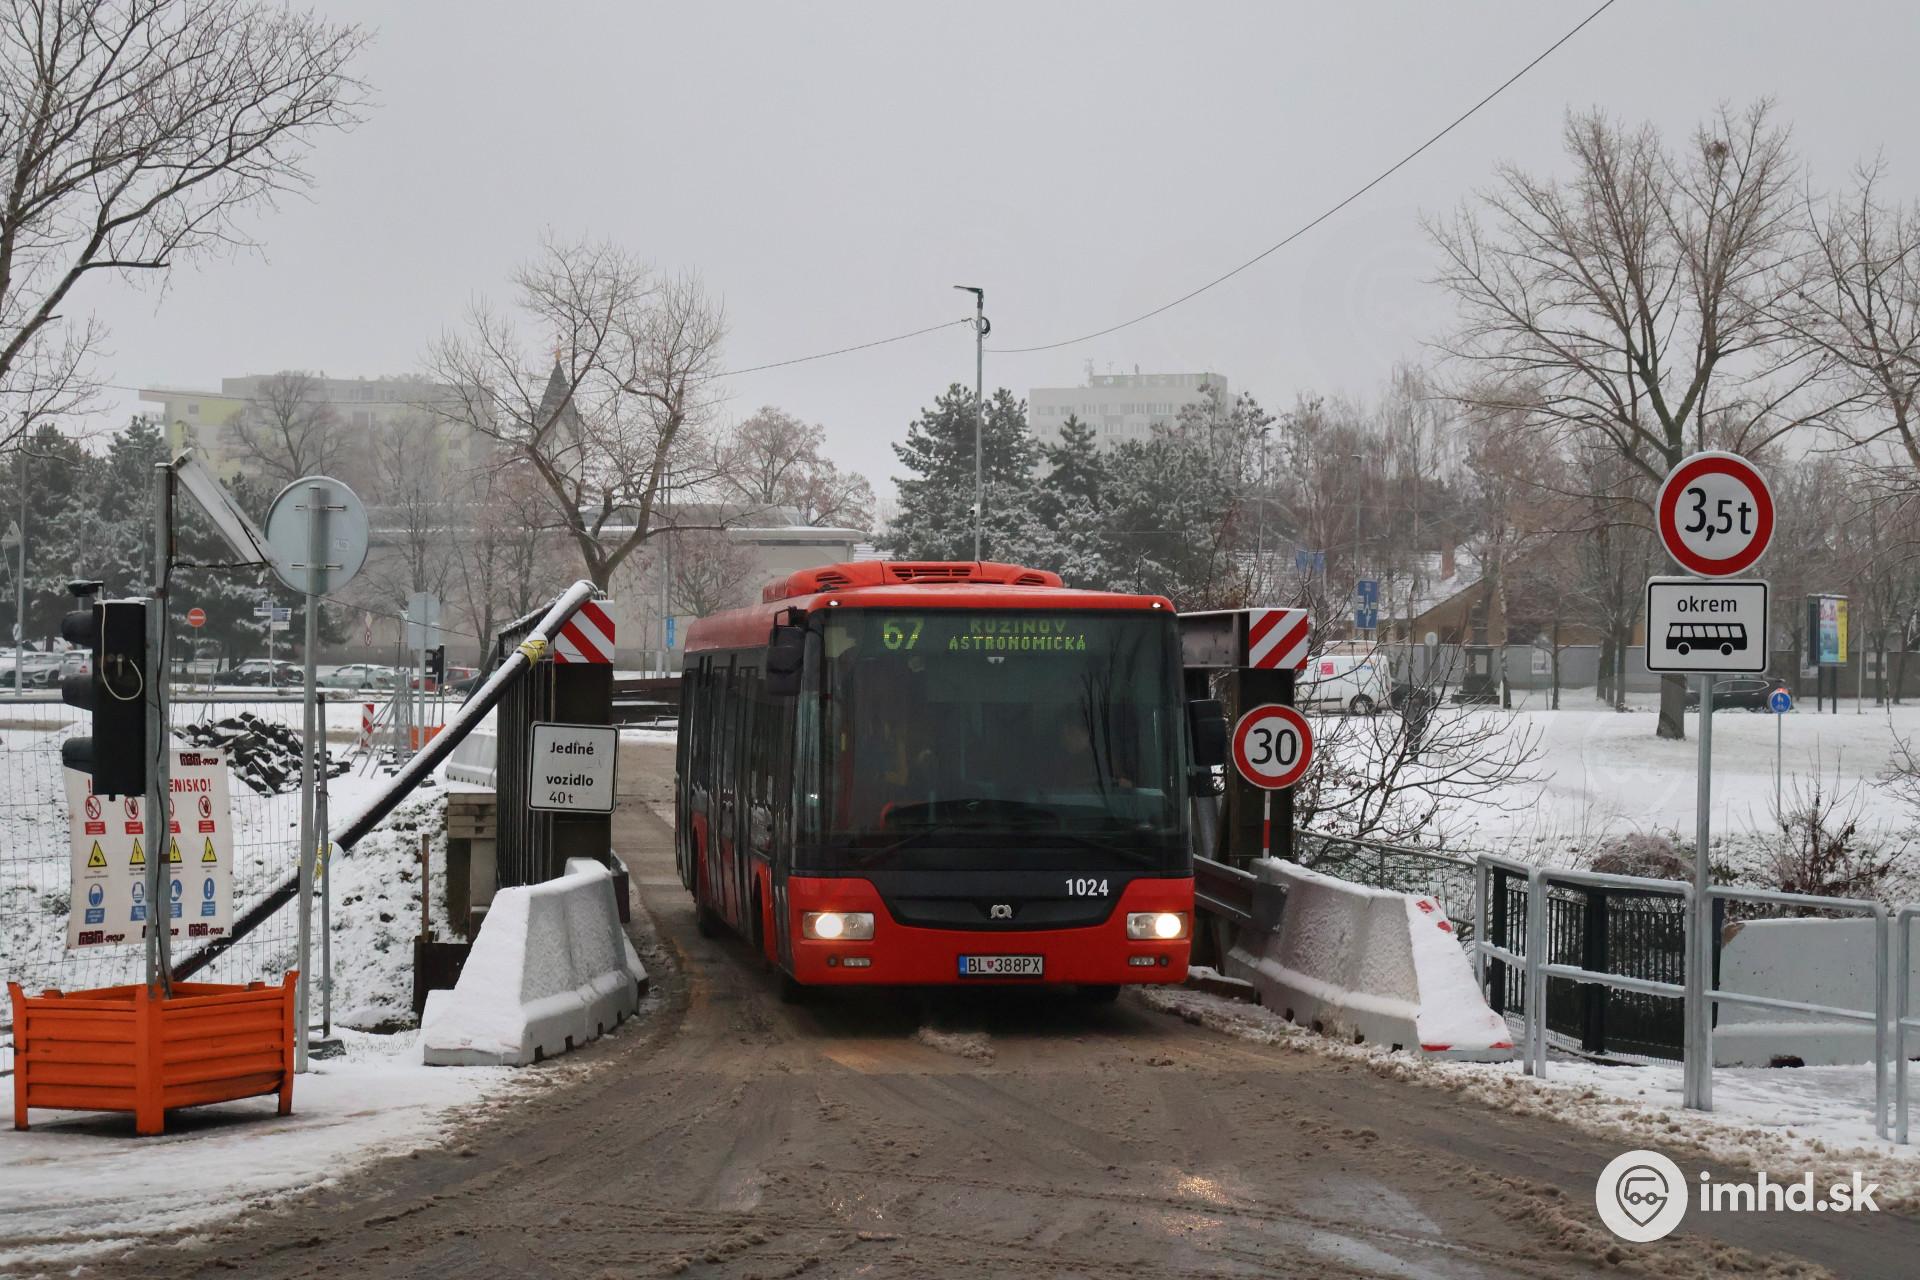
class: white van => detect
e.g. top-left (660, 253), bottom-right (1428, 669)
top-left (1297, 652), bottom-right (1392, 715)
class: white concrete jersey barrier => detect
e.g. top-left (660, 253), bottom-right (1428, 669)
top-left (421, 861), bottom-right (647, 1066)
top-left (1225, 858), bottom-right (1516, 1061)
top-left (444, 710), bottom-right (498, 787)
top-left (1716, 917), bottom-right (1916, 1067)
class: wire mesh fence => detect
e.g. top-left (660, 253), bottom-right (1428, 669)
top-left (0, 692), bottom-right (371, 1075)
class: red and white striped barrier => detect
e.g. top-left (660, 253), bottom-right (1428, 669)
top-left (360, 702), bottom-right (374, 753)
top-left (553, 599), bottom-right (616, 664)
top-left (1247, 608), bottom-right (1312, 671)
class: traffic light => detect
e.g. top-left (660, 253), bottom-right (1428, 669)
top-left (59, 583), bottom-right (149, 798)
top-left (426, 645), bottom-right (445, 683)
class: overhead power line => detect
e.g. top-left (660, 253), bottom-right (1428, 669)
top-left (988, 0), bottom-right (1619, 356)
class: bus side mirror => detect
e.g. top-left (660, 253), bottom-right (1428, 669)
top-left (1188, 698), bottom-right (1227, 768)
top-left (766, 623), bottom-right (806, 697)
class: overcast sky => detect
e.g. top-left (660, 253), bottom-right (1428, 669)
top-left (89, 0), bottom-right (1920, 498)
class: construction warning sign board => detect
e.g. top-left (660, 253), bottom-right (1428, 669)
top-left (65, 748), bottom-right (235, 949)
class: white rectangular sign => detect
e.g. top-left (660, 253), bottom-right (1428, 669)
top-left (528, 722), bottom-right (619, 813)
top-left (65, 748), bottom-right (235, 949)
top-left (1645, 578), bottom-right (1769, 674)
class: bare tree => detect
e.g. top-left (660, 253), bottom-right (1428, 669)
top-left (1430, 101), bottom-right (1829, 739)
top-left (451, 458), bottom-right (553, 645)
top-left (718, 407), bottom-right (875, 528)
top-left (427, 237), bottom-right (726, 591)
top-left (1796, 162), bottom-right (1920, 483)
top-left (227, 370), bottom-right (345, 484)
top-left (364, 412), bottom-right (452, 605)
top-left (1293, 652), bottom-right (1544, 848)
top-left (664, 529), bottom-right (758, 618)
top-left (0, 1), bottom-right (365, 446)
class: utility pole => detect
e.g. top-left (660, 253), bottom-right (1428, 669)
top-left (14, 417), bottom-right (26, 693)
top-left (1351, 451), bottom-right (1364, 636)
top-left (953, 286), bottom-right (987, 560)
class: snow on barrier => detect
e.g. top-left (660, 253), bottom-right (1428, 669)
top-left (1715, 917), bottom-right (1915, 1067)
top-left (420, 860), bottom-right (646, 1066)
top-left (444, 710), bottom-right (498, 788)
top-left (1224, 858), bottom-right (1515, 1061)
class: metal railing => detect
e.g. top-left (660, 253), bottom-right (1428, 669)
top-left (1470, 853), bottom-right (1903, 1141)
top-left (1702, 886), bottom-right (1888, 1138)
top-left (1300, 832), bottom-right (1476, 932)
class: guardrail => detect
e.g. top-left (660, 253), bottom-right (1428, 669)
top-left (1470, 854), bottom-right (1902, 1141)
top-left (1193, 855), bottom-right (1258, 928)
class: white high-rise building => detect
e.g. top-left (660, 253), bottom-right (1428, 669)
top-left (1028, 370), bottom-right (1230, 449)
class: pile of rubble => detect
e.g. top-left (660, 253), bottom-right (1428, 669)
top-left (176, 713), bottom-right (349, 794)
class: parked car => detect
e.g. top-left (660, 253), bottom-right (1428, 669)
top-left (1684, 675), bottom-right (1789, 712)
top-left (224, 659), bottom-right (302, 688)
top-left (1298, 652), bottom-right (1393, 715)
top-left (0, 651), bottom-right (67, 688)
top-left (318, 662), bottom-right (397, 691)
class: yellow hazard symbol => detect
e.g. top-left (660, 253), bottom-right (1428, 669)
top-left (129, 838), bottom-right (145, 867)
top-left (168, 837), bottom-right (182, 865)
top-left (202, 837), bottom-right (218, 864)
top-left (86, 841), bottom-right (107, 869)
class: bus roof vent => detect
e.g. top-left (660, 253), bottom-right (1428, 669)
top-left (763, 560), bottom-right (1065, 600)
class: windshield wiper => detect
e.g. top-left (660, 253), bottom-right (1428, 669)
top-left (1049, 833), bottom-right (1169, 868)
top-left (884, 798), bottom-right (1061, 830)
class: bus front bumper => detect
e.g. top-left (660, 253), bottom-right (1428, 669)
top-left (783, 875), bottom-right (1193, 986)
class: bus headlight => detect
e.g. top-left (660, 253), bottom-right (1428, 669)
top-left (802, 911), bottom-right (874, 940)
top-left (1127, 911), bottom-right (1188, 941)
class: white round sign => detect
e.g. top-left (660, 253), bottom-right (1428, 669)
top-left (1230, 704), bottom-right (1314, 791)
top-left (1654, 452), bottom-right (1774, 578)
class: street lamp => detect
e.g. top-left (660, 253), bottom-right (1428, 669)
top-left (953, 286), bottom-right (987, 560)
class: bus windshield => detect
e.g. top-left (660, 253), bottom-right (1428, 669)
top-left (816, 609), bottom-right (1183, 853)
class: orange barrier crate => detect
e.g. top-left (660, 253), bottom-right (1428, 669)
top-left (9, 973), bottom-right (297, 1137)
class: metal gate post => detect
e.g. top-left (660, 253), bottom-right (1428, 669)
top-left (1488, 867), bottom-right (1508, 1015)
top-left (1581, 890), bottom-right (1609, 1054)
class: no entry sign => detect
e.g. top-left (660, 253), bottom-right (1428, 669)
top-left (1655, 452), bottom-right (1774, 578)
top-left (1231, 703), bottom-right (1314, 790)
top-left (185, 607), bottom-right (206, 628)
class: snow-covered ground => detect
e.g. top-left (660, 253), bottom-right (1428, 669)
top-left (1141, 983), bottom-right (1920, 1210)
top-left (0, 699), bottom-right (558, 1271)
top-left (0, 1029), bottom-right (522, 1271)
top-left (1450, 698), bottom-right (1919, 859)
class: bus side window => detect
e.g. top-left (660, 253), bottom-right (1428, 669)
top-left (793, 632), bottom-right (823, 846)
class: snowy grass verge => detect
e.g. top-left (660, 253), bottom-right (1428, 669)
top-left (1137, 983), bottom-right (1920, 1210)
top-left (0, 1028), bottom-right (523, 1271)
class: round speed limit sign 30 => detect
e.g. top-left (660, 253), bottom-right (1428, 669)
top-left (1655, 451), bottom-right (1774, 578)
top-left (1231, 704), bottom-right (1314, 790)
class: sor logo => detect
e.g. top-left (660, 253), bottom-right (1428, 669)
top-left (1596, 1150), bottom-right (1688, 1242)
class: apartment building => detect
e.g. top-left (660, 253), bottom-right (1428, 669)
top-left (1028, 370), bottom-right (1230, 449)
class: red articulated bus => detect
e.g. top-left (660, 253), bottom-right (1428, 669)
top-left (675, 560), bottom-right (1216, 999)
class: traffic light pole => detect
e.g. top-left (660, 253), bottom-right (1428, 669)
top-left (145, 463), bottom-right (173, 993)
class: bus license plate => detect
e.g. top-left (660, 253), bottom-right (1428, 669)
top-left (958, 955), bottom-right (1043, 978)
